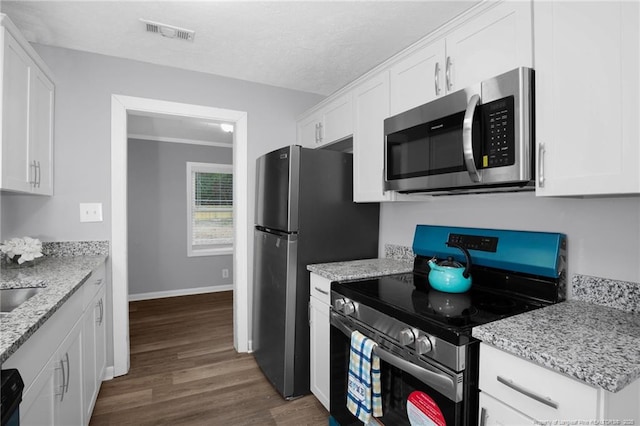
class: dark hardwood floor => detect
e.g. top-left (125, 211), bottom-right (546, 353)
top-left (90, 291), bottom-right (328, 425)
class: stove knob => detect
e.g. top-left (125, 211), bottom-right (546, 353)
top-left (415, 336), bottom-right (433, 355)
top-left (342, 301), bottom-right (355, 316)
top-left (399, 328), bottom-right (416, 346)
top-left (333, 298), bottom-right (355, 315)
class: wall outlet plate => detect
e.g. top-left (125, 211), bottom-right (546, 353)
top-left (80, 203), bottom-right (103, 222)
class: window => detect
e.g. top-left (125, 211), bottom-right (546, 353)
top-left (187, 162), bottom-right (233, 256)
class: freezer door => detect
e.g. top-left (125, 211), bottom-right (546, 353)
top-left (252, 227), bottom-right (298, 397)
top-left (255, 145), bottom-right (300, 232)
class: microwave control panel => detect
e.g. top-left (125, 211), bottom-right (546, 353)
top-left (482, 96), bottom-right (515, 168)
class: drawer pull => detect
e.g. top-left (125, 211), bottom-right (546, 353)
top-left (314, 287), bottom-right (329, 295)
top-left (497, 375), bottom-right (559, 409)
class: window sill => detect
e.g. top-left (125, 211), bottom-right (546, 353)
top-left (188, 247), bottom-right (233, 257)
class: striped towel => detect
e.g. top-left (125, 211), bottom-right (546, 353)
top-left (346, 330), bottom-right (382, 422)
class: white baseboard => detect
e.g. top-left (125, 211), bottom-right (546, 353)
top-left (103, 366), bottom-right (115, 381)
top-left (128, 285), bottom-right (234, 301)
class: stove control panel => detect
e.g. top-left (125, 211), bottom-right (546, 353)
top-left (448, 233), bottom-right (498, 252)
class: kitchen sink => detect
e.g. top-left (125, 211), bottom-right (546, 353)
top-left (0, 288), bottom-right (43, 313)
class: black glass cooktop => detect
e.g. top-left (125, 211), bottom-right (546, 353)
top-left (333, 273), bottom-right (548, 345)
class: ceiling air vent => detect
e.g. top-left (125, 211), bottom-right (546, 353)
top-left (140, 19), bottom-right (195, 42)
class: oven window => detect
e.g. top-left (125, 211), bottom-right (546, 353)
top-left (386, 111), bottom-right (466, 180)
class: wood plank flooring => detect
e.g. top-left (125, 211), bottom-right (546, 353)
top-left (89, 292), bottom-right (328, 425)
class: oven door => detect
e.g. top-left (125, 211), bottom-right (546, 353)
top-left (330, 312), bottom-right (474, 426)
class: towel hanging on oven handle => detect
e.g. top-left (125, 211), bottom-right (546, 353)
top-left (330, 312), bottom-right (464, 403)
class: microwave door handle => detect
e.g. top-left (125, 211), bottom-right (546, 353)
top-left (463, 94), bottom-right (481, 183)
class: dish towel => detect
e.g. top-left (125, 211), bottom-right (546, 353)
top-left (346, 330), bottom-right (382, 423)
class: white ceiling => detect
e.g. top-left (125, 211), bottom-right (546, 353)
top-left (0, 0), bottom-right (478, 96)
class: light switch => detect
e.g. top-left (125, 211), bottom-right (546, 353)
top-left (80, 203), bottom-right (103, 222)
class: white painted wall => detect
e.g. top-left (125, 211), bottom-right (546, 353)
top-left (127, 139), bottom-right (233, 298)
top-left (379, 192), bottom-right (640, 288)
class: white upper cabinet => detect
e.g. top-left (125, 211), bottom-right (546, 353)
top-left (353, 72), bottom-right (394, 202)
top-left (445, 0), bottom-right (533, 92)
top-left (389, 1), bottom-right (533, 116)
top-left (297, 93), bottom-right (353, 149)
top-left (0, 14), bottom-right (55, 195)
top-left (389, 40), bottom-right (446, 115)
top-left (534, 1), bottom-right (639, 196)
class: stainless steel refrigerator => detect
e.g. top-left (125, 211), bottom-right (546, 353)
top-left (252, 145), bottom-right (379, 399)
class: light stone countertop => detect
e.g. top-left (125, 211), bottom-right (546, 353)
top-left (0, 255), bottom-right (107, 364)
top-left (472, 300), bottom-right (640, 393)
top-left (307, 258), bottom-right (413, 282)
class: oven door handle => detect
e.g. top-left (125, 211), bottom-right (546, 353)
top-left (331, 313), bottom-right (463, 402)
top-left (462, 93), bottom-right (481, 183)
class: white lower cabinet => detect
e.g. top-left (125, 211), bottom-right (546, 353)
top-left (3, 262), bottom-right (107, 425)
top-left (479, 392), bottom-right (536, 426)
top-left (478, 343), bottom-right (640, 424)
top-left (56, 322), bottom-right (84, 426)
top-left (83, 283), bottom-right (107, 420)
top-left (309, 273), bottom-right (331, 410)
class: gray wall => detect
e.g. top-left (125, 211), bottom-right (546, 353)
top-left (379, 192), bottom-right (640, 288)
top-left (127, 139), bottom-right (233, 297)
top-left (0, 44), bottom-right (324, 241)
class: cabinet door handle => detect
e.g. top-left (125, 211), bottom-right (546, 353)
top-left (56, 359), bottom-right (66, 401)
top-left (308, 301), bottom-right (312, 326)
top-left (497, 375), bottom-right (559, 409)
top-left (479, 407), bottom-right (487, 426)
top-left (314, 286), bottom-right (329, 295)
top-left (445, 56), bottom-right (453, 91)
top-left (64, 352), bottom-right (71, 394)
top-left (318, 122), bottom-right (323, 143)
top-left (538, 143), bottom-right (546, 187)
top-left (434, 62), bottom-right (441, 95)
top-left (29, 161), bottom-right (37, 186)
top-left (96, 299), bottom-right (104, 325)
top-left (36, 160), bottom-right (41, 187)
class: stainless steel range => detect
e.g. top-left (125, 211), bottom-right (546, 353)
top-left (329, 225), bottom-right (566, 426)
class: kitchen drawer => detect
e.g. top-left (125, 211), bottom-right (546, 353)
top-left (479, 343), bottom-right (599, 421)
top-left (83, 263), bottom-right (105, 309)
top-left (310, 273), bottom-right (331, 305)
top-left (479, 391), bottom-right (536, 425)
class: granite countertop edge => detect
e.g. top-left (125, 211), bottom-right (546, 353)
top-left (307, 258), bottom-right (413, 282)
top-left (0, 255), bottom-right (108, 364)
top-left (472, 300), bottom-right (640, 393)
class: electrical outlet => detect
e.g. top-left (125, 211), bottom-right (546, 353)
top-left (222, 269), bottom-right (229, 278)
top-left (80, 203), bottom-right (103, 222)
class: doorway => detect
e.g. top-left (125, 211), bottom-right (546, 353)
top-left (111, 95), bottom-right (249, 377)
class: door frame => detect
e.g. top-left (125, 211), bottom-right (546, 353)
top-left (111, 95), bottom-right (249, 376)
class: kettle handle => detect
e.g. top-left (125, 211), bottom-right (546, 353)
top-left (446, 242), bottom-right (472, 278)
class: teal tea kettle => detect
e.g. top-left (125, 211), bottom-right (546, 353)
top-left (427, 242), bottom-right (472, 293)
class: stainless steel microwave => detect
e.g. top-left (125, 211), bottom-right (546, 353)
top-left (384, 67), bottom-right (535, 194)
